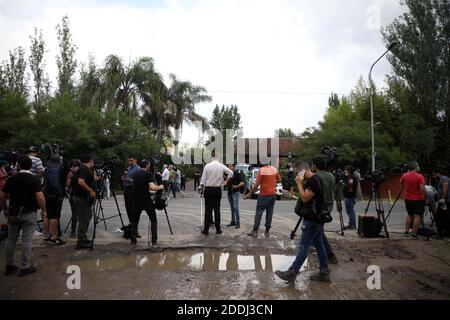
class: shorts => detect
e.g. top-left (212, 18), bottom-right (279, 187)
top-left (405, 200), bottom-right (425, 217)
top-left (46, 198), bottom-right (63, 219)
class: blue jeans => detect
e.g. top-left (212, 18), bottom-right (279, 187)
top-left (344, 197), bottom-right (356, 226)
top-left (228, 192), bottom-right (240, 224)
top-left (291, 219), bottom-right (328, 273)
top-left (253, 195), bottom-right (276, 231)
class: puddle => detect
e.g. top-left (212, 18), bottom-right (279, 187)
top-left (68, 250), bottom-right (308, 273)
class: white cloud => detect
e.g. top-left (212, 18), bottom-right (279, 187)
top-left (0, 0), bottom-right (406, 145)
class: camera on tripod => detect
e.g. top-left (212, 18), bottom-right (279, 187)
top-left (94, 155), bottom-right (117, 172)
top-left (41, 142), bottom-right (64, 160)
top-left (364, 171), bottom-right (386, 186)
top-left (321, 146), bottom-right (345, 183)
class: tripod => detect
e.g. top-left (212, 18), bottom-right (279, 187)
top-left (364, 182), bottom-right (389, 238)
top-left (334, 183), bottom-right (345, 236)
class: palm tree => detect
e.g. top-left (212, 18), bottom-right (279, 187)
top-left (100, 54), bottom-right (163, 114)
top-left (167, 74), bottom-right (212, 138)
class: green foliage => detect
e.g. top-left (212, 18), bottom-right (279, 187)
top-left (210, 104), bottom-right (242, 133)
top-left (56, 15), bottom-right (77, 96)
top-left (274, 128), bottom-right (296, 137)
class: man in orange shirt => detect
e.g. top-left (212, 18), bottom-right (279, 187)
top-left (245, 164), bottom-right (281, 237)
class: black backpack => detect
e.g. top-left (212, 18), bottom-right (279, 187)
top-left (154, 190), bottom-right (168, 211)
top-left (295, 175), bottom-right (332, 224)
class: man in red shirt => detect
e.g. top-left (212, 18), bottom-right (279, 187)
top-left (401, 162), bottom-right (426, 237)
top-left (245, 165), bottom-right (281, 237)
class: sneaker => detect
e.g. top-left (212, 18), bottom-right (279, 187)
top-left (309, 270), bottom-right (331, 282)
top-left (216, 230), bottom-right (223, 235)
top-left (201, 230), bottom-right (209, 236)
top-left (150, 243), bottom-right (163, 252)
top-left (43, 236), bottom-right (51, 242)
top-left (227, 222), bottom-right (236, 227)
top-left (235, 224), bottom-right (240, 229)
top-left (19, 266), bottom-right (37, 277)
top-left (275, 268), bottom-right (297, 283)
top-left (328, 256), bottom-right (338, 264)
top-left (247, 230), bottom-right (258, 237)
top-left (5, 265), bottom-right (18, 276)
top-left (70, 233), bottom-right (77, 239)
top-left (265, 229), bottom-right (270, 237)
top-left (344, 225), bottom-right (356, 230)
top-left (49, 238), bottom-right (66, 246)
top-left (411, 233), bottom-right (419, 239)
top-left (129, 241), bottom-right (137, 249)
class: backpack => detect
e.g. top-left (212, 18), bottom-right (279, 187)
top-left (154, 190), bottom-right (168, 211)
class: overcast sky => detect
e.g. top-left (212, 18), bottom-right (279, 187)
top-left (0, 0), bottom-right (406, 145)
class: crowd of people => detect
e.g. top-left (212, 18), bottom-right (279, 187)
top-left (0, 147), bottom-right (449, 283)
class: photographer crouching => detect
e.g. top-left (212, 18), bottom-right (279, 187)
top-left (275, 161), bottom-right (330, 283)
top-left (129, 159), bottom-right (164, 249)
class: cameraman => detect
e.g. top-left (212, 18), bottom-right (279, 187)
top-left (72, 154), bottom-right (96, 249)
top-left (312, 156), bottom-right (338, 264)
top-left (123, 155), bottom-right (140, 224)
top-left (343, 165), bottom-right (357, 230)
top-left (275, 161), bottom-right (330, 283)
top-left (129, 159), bottom-right (164, 249)
top-left (25, 146), bottom-right (44, 178)
top-left (401, 162), bottom-right (426, 237)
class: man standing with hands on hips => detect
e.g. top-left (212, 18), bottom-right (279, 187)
top-left (199, 152), bottom-right (233, 236)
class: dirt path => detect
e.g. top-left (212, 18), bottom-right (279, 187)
top-left (1, 230), bottom-right (449, 300)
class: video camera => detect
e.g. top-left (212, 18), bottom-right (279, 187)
top-left (94, 155), bottom-right (118, 173)
top-left (364, 171), bottom-right (386, 186)
top-left (392, 162), bottom-right (411, 174)
top-left (41, 142), bottom-right (64, 160)
top-left (321, 146), bottom-right (344, 182)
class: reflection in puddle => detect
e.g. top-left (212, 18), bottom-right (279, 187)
top-left (70, 251), bottom-right (308, 273)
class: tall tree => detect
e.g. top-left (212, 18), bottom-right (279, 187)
top-left (382, 0), bottom-right (450, 163)
top-left (56, 15), bottom-right (77, 96)
top-left (328, 92), bottom-right (340, 111)
top-left (210, 104), bottom-right (242, 133)
top-left (2, 47), bottom-right (28, 96)
top-left (29, 28), bottom-right (50, 112)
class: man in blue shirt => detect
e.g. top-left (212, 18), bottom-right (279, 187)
top-left (123, 155), bottom-right (141, 224)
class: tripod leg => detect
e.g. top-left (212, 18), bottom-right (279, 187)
top-left (164, 208), bottom-right (173, 235)
top-left (290, 217), bottom-right (303, 240)
top-left (63, 217), bottom-right (72, 234)
top-left (99, 200), bottom-right (107, 230)
top-left (111, 189), bottom-right (125, 228)
top-left (90, 203), bottom-right (98, 250)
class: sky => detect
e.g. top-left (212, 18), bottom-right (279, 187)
top-left (0, 0), bottom-right (406, 146)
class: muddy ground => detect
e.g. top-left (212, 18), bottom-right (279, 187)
top-left (1, 229), bottom-right (449, 300)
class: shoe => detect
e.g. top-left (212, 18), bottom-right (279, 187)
top-left (247, 230), bottom-right (258, 237)
top-left (328, 256), bottom-right (338, 264)
top-left (150, 243), bottom-right (163, 252)
top-left (70, 233), bottom-right (77, 239)
top-left (235, 224), bottom-right (240, 229)
top-left (411, 233), bottom-right (419, 239)
top-left (275, 268), bottom-right (297, 283)
top-left (5, 265), bottom-right (18, 276)
top-left (216, 230), bottom-right (223, 235)
top-left (76, 239), bottom-right (92, 249)
top-left (49, 238), bottom-right (66, 246)
top-left (129, 241), bottom-right (137, 249)
top-left (19, 266), bottom-right (37, 277)
top-left (265, 228), bottom-right (270, 237)
top-left (137, 235), bottom-right (142, 239)
top-left (227, 222), bottom-right (236, 227)
top-left (43, 236), bottom-right (51, 242)
top-left (309, 270), bottom-right (331, 282)
top-left (201, 230), bottom-right (209, 236)
top-left (344, 225), bottom-right (356, 230)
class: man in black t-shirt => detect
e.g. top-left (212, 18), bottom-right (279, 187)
top-left (0, 156), bottom-right (47, 277)
top-left (130, 159), bottom-right (164, 249)
top-left (275, 161), bottom-right (330, 284)
top-left (72, 154), bottom-right (96, 249)
top-left (226, 164), bottom-right (245, 228)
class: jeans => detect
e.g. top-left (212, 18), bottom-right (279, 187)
top-left (291, 219), bottom-right (328, 273)
top-left (344, 197), bottom-right (356, 227)
top-left (124, 188), bottom-right (134, 223)
top-left (131, 197), bottom-right (157, 243)
top-left (69, 195), bottom-right (78, 234)
top-left (203, 187), bottom-right (222, 232)
top-left (227, 192), bottom-right (240, 224)
top-left (253, 195), bottom-right (276, 231)
top-left (5, 211), bottom-right (37, 269)
top-left (73, 196), bottom-right (92, 240)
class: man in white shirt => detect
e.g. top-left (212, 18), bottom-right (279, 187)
top-left (199, 154), bottom-right (233, 235)
top-left (161, 164), bottom-right (170, 193)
